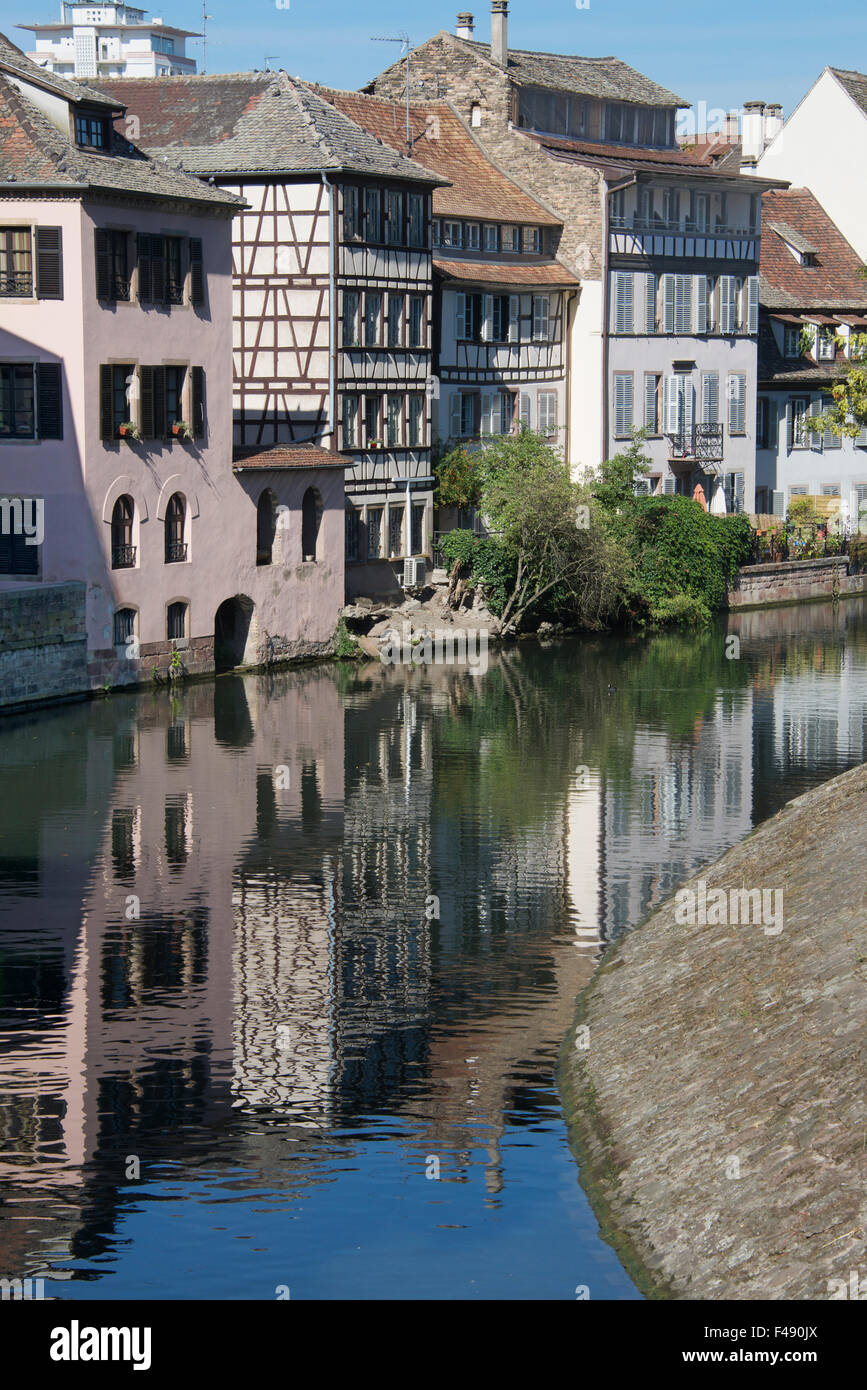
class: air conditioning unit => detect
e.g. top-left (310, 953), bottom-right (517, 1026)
top-left (402, 556), bottom-right (426, 588)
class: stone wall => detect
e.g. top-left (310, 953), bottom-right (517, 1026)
top-left (727, 556), bottom-right (866, 609)
top-left (0, 583), bottom-right (87, 711)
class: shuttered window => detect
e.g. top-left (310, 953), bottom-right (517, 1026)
top-left (520, 392), bottom-right (531, 429)
top-left (644, 373), bottom-right (661, 434)
top-left (719, 276), bottom-right (739, 334)
top-left (191, 367), bottom-right (204, 438)
top-left (137, 234), bottom-right (183, 304)
top-left (727, 373), bottom-right (747, 434)
top-left (0, 364), bottom-right (35, 437)
top-left (674, 275), bottom-right (692, 334)
top-left (342, 394), bottom-right (359, 448)
top-left (532, 295), bottom-right (550, 341)
top-left (662, 274), bottom-right (675, 333)
top-left (37, 362), bottom-right (63, 439)
top-left (95, 228), bottom-right (129, 302)
top-left (99, 364), bottom-right (134, 440)
top-left (694, 275), bottom-right (708, 334)
top-left (645, 273), bottom-right (657, 333)
top-left (189, 238), bottom-right (204, 305)
top-left (538, 391), bottom-right (557, 435)
top-left (701, 372), bottom-right (719, 425)
top-left (664, 374), bottom-right (693, 437)
top-left (746, 275), bottom-right (759, 335)
top-left (509, 295), bottom-right (520, 343)
top-left (455, 292), bottom-right (467, 340)
top-left (613, 271), bottom-right (634, 333)
top-left (0, 227), bottom-right (33, 297)
top-left (613, 372), bottom-right (634, 437)
top-left (35, 227), bottom-right (63, 299)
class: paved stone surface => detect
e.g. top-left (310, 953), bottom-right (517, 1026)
top-left (562, 761), bottom-right (867, 1300)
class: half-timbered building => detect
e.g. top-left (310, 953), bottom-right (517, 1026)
top-left (95, 71), bottom-right (446, 598)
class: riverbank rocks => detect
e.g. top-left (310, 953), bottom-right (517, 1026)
top-left (562, 761), bottom-right (867, 1300)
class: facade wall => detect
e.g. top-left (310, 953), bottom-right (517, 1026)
top-left (0, 583), bottom-right (87, 710)
top-left (757, 388), bottom-right (867, 521)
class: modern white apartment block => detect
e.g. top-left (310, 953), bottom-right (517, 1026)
top-left (20, 3), bottom-right (197, 79)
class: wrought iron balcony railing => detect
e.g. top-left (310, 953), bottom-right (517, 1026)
top-left (668, 423), bottom-right (724, 464)
top-left (0, 272), bottom-right (33, 297)
top-left (165, 540), bottom-right (188, 563)
top-left (111, 544), bottom-right (136, 569)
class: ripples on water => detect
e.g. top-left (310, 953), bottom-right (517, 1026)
top-left (1, 599), bottom-right (866, 1298)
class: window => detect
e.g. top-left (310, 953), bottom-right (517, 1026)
top-left (164, 366), bottom-right (185, 432)
top-left (520, 392), bottom-right (532, 429)
top-left (456, 292), bottom-right (482, 342)
top-left (367, 507), bottom-right (383, 558)
top-left (0, 500), bottom-right (39, 576)
top-left (345, 507), bottom-right (360, 560)
top-left (256, 489), bottom-right (276, 566)
top-left (790, 395), bottom-right (809, 447)
top-left (523, 227), bottom-right (541, 254)
top-left (301, 488), bottom-right (322, 561)
top-left (75, 111), bottom-right (108, 149)
top-left (701, 371), bottom-right (720, 425)
top-left (364, 394), bottom-right (380, 446)
top-left (0, 228), bottom-right (32, 296)
top-left (407, 394), bottom-right (424, 446)
top-left (344, 186), bottom-right (360, 240)
top-left (95, 228), bottom-right (129, 302)
top-left (674, 275), bottom-right (692, 334)
top-left (387, 292), bottom-right (403, 348)
top-left (408, 193), bottom-right (424, 248)
top-left (613, 271), bottom-right (634, 333)
top-left (718, 275), bottom-right (739, 334)
top-left (111, 495), bottom-right (135, 569)
top-left (821, 484), bottom-right (841, 496)
top-left (408, 295), bottom-right (424, 349)
top-left (728, 373), bottom-right (746, 434)
top-left (342, 394), bottom-right (358, 448)
top-left (817, 327), bottom-right (836, 361)
top-left (481, 391), bottom-right (512, 435)
top-left (431, 219), bottom-right (441, 247)
top-left (364, 188), bottom-right (381, 242)
top-left (99, 363), bottom-right (134, 440)
top-left (784, 326), bottom-right (802, 359)
top-left (663, 188), bottom-right (680, 227)
top-left (137, 234), bottom-right (183, 305)
top-left (139, 365), bottom-right (188, 439)
top-left (644, 373), bottom-right (662, 434)
top-left (466, 223), bottom-right (480, 250)
top-left (610, 189), bottom-right (626, 228)
top-left (165, 492), bottom-right (187, 563)
top-left (503, 226), bottom-right (521, 253)
top-left (690, 192), bottom-right (710, 233)
top-left (449, 392), bottom-right (477, 438)
top-left (386, 393), bottom-right (402, 446)
top-left (644, 272), bottom-right (657, 332)
top-left (442, 221), bottom-right (463, 249)
top-left (364, 292), bottom-right (382, 346)
top-left (483, 224), bottom-right (498, 252)
top-left (167, 602), bottom-right (187, 641)
top-left (482, 293), bottom-right (513, 343)
top-left (724, 472), bottom-right (745, 514)
top-left (388, 506), bottom-right (403, 557)
top-left (0, 364), bottom-right (34, 438)
top-left (538, 391), bottom-right (557, 436)
top-left (613, 372), bottom-right (634, 437)
top-left (532, 295), bottom-right (550, 341)
top-left (343, 291), bottom-right (360, 346)
top-left (637, 187), bottom-right (654, 226)
top-left (756, 397), bottom-right (770, 449)
top-left (385, 190), bottom-right (403, 245)
top-left (664, 374), bottom-right (694, 438)
top-left (411, 503), bottom-right (424, 556)
top-left (113, 608), bottom-right (136, 646)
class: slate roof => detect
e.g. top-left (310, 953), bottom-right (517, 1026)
top-left (233, 443), bottom-right (346, 469)
top-left (534, 132), bottom-right (753, 181)
top-left (0, 28), bottom-right (117, 109)
top-left (760, 189), bottom-right (867, 310)
top-left (434, 257), bottom-right (579, 286)
top-left (452, 34), bottom-right (688, 107)
top-left (308, 86), bottom-right (558, 223)
top-left (0, 72), bottom-right (240, 206)
top-left (830, 67), bottom-right (867, 117)
top-left (92, 73), bottom-right (447, 184)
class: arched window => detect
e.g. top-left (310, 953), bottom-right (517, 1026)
top-left (113, 607), bottom-right (136, 646)
top-left (111, 495), bottom-right (135, 568)
top-left (165, 493), bottom-right (186, 563)
top-left (301, 487), bottom-right (322, 562)
top-left (256, 488), bottom-right (277, 566)
top-left (167, 601), bottom-right (187, 640)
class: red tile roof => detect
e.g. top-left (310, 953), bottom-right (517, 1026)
top-left (233, 443), bottom-right (346, 470)
top-left (308, 87), bottom-right (560, 225)
top-left (434, 257), bottom-right (579, 286)
top-left (760, 188), bottom-right (867, 310)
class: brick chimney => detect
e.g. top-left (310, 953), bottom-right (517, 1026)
top-left (724, 110), bottom-right (739, 144)
top-left (741, 100), bottom-right (766, 165)
top-left (456, 12), bottom-right (475, 39)
top-left (491, 0), bottom-right (508, 68)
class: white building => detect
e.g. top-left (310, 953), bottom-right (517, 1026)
top-left (19, 3), bottom-right (197, 79)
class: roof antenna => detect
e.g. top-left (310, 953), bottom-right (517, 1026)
top-left (371, 33), bottom-right (411, 153)
top-left (201, 4), bottom-right (214, 75)
top-left (265, 55), bottom-right (280, 70)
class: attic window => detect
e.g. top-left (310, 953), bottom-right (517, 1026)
top-left (800, 251), bottom-right (817, 267)
top-left (75, 112), bottom-right (109, 151)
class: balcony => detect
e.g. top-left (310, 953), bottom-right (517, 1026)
top-left (610, 219), bottom-right (758, 261)
top-left (112, 544), bottom-right (136, 569)
top-left (165, 541), bottom-right (188, 564)
top-left (0, 272), bottom-right (33, 297)
top-left (668, 423), bottom-right (724, 466)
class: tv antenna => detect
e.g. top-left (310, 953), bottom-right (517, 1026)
top-left (371, 33), bottom-right (411, 153)
top-left (265, 55), bottom-right (280, 70)
top-left (201, 4), bottom-right (214, 74)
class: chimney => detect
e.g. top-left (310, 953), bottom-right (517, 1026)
top-left (491, 0), bottom-right (508, 68)
top-left (741, 100), bottom-right (766, 164)
top-left (724, 110), bottom-right (739, 144)
top-left (456, 12), bottom-right (475, 39)
top-left (764, 102), bottom-right (784, 147)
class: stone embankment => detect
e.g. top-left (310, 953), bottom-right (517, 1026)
top-left (561, 761), bottom-right (867, 1300)
top-left (341, 578), bottom-right (507, 660)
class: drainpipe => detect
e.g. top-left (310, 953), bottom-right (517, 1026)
top-left (322, 170), bottom-right (337, 448)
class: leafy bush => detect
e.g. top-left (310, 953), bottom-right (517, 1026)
top-left (335, 615), bottom-right (361, 659)
top-left (434, 443), bottom-right (483, 510)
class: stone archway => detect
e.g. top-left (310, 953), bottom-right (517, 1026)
top-left (214, 595), bottom-right (256, 673)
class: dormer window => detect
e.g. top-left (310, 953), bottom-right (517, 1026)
top-left (75, 111), bottom-right (109, 151)
top-left (801, 251), bottom-right (817, 267)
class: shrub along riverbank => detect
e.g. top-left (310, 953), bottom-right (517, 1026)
top-left (435, 431), bottom-right (754, 636)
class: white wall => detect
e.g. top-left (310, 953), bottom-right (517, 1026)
top-left (569, 279), bottom-right (604, 479)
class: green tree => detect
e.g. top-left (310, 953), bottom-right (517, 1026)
top-left (591, 428), bottom-right (652, 511)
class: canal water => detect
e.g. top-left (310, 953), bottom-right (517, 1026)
top-left (2, 597), bottom-right (866, 1300)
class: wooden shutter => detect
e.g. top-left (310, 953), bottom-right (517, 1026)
top-left (140, 367), bottom-right (155, 439)
top-left (644, 373), bottom-right (658, 432)
top-left (449, 393), bottom-right (462, 437)
top-left (520, 392), bottom-right (531, 428)
top-left (150, 236), bottom-right (166, 304)
top-left (455, 292), bottom-right (466, 340)
top-left (509, 295), bottom-right (519, 343)
top-left (674, 275), bottom-right (692, 334)
top-left (728, 373), bottom-right (746, 434)
top-left (772, 490), bottom-right (785, 516)
top-left (189, 238), bottom-right (204, 305)
top-left (152, 366), bottom-right (166, 437)
top-left (663, 475), bottom-right (675, 494)
top-left (533, 295), bottom-right (550, 341)
top-left (481, 294), bottom-right (493, 342)
top-left (613, 373), bottom-right (633, 436)
top-left (614, 272), bottom-right (633, 333)
top-left (480, 393), bottom-right (492, 435)
top-left (809, 397), bottom-right (823, 451)
top-left (99, 364), bottom-right (113, 440)
top-left (36, 227), bottom-right (63, 299)
top-left (663, 375), bottom-right (677, 433)
top-left (695, 274), bottom-right (708, 334)
top-left (786, 401), bottom-right (794, 451)
top-left (681, 375), bottom-right (694, 435)
top-left (95, 227), bottom-right (111, 300)
top-left (720, 276), bottom-right (736, 334)
top-left (192, 366), bottom-right (205, 437)
top-left (36, 362), bottom-right (63, 438)
top-left (701, 372), bottom-right (719, 425)
top-left (662, 274), bottom-right (675, 333)
top-left (137, 233), bottom-right (151, 302)
top-left (733, 472), bottom-right (745, 511)
top-left (747, 275), bottom-right (759, 334)
top-left (645, 272), bottom-right (657, 333)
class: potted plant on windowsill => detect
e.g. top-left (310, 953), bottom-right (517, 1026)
top-left (118, 421), bottom-right (140, 441)
top-left (171, 420), bottom-right (193, 440)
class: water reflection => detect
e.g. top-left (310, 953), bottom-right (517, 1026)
top-left (1, 599), bottom-right (867, 1298)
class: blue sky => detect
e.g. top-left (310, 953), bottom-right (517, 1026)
top-left (19, 0), bottom-right (867, 116)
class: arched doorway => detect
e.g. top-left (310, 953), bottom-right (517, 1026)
top-left (214, 595), bottom-right (255, 673)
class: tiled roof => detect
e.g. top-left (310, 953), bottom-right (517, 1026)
top-left (534, 132), bottom-right (747, 179)
top-left (434, 256), bottom-right (579, 286)
top-left (681, 135), bottom-right (744, 172)
top-left (233, 443), bottom-right (347, 469)
top-left (308, 87), bottom-right (559, 224)
top-left (0, 73), bottom-right (240, 206)
top-left (760, 189), bottom-right (867, 310)
top-left (0, 29), bottom-right (117, 109)
top-left (757, 315), bottom-right (850, 386)
top-left (92, 73), bottom-right (446, 183)
top-left (830, 67), bottom-right (867, 117)
top-left (453, 35), bottom-right (688, 107)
